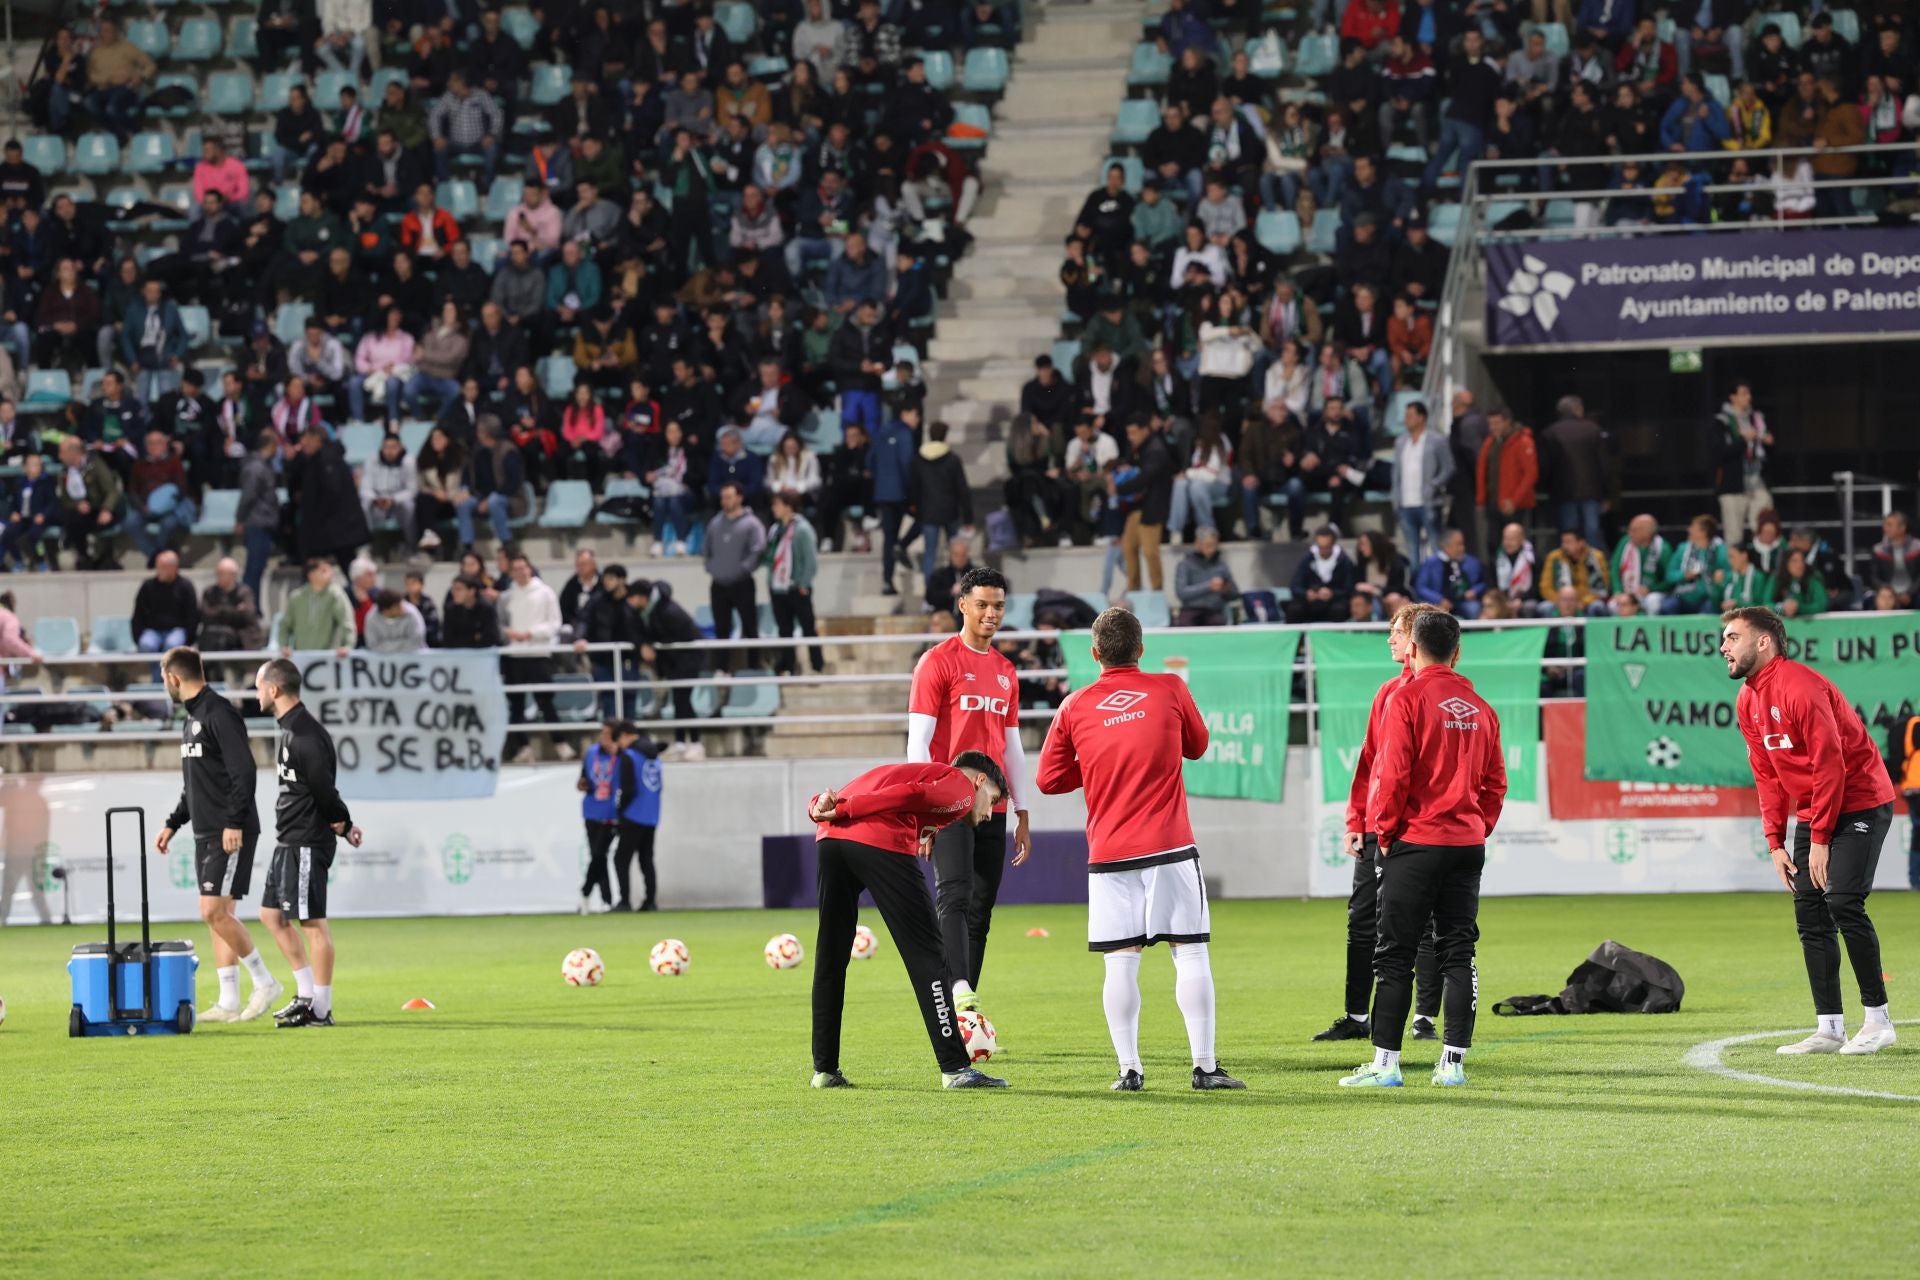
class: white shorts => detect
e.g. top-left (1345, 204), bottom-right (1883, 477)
top-left (1087, 849), bottom-right (1210, 952)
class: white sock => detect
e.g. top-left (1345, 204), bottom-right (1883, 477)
top-left (216, 966), bottom-right (241, 1011)
top-left (952, 979), bottom-right (973, 998)
top-left (1172, 943), bottom-right (1216, 1073)
top-left (1817, 1013), bottom-right (1845, 1038)
top-left (1864, 1004), bottom-right (1892, 1027)
top-left (293, 966), bottom-right (315, 999)
top-left (1102, 952), bottom-right (1142, 1074)
top-left (313, 985), bottom-right (332, 1018)
top-left (1347, 1011), bottom-right (1371, 1023)
top-left (240, 950), bottom-right (272, 988)
top-left (1442, 1045), bottom-right (1467, 1065)
top-left (1373, 1046), bottom-right (1401, 1073)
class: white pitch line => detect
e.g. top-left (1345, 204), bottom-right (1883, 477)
top-left (1682, 1020), bottom-right (1920, 1101)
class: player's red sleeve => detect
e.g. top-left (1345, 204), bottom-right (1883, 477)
top-left (840, 768), bottom-right (973, 827)
top-left (1035, 692), bottom-right (1083, 795)
top-left (1175, 677), bottom-right (1209, 761)
top-left (1739, 691), bottom-right (1788, 846)
top-left (1478, 707), bottom-right (1508, 836)
top-left (1345, 686), bottom-right (1386, 834)
top-left (907, 649), bottom-right (944, 717)
top-left (1797, 687), bottom-right (1847, 845)
top-left (1368, 694), bottom-right (1416, 846)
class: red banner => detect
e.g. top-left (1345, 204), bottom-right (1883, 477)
top-left (1544, 702), bottom-right (1761, 820)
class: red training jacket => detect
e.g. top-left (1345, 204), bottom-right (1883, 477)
top-left (1367, 664), bottom-right (1507, 847)
top-left (1737, 656), bottom-right (1894, 847)
top-left (1346, 665), bottom-right (1412, 835)
top-left (811, 762), bottom-right (974, 855)
top-left (1036, 665), bottom-right (1209, 864)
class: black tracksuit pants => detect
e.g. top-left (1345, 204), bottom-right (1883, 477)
top-left (581, 821), bottom-right (617, 908)
top-left (615, 820), bottom-right (657, 909)
top-left (812, 837), bottom-right (969, 1075)
top-left (931, 810), bottom-right (1008, 990)
top-left (1347, 835), bottom-right (1441, 1020)
top-left (1372, 840), bottom-right (1484, 1053)
top-left (1792, 803), bottom-right (1892, 1015)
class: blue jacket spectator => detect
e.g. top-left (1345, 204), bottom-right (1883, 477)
top-left (119, 287), bottom-right (189, 370)
top-left (706, 426), bottom-right (767, 502)
top-left (1576, 0), bottom-right (1636, 42)
top-left (545, 251), bottom-right (604, 312)
top-left (1659, 79), bottom-right (1731, 152)
top-left (1413, 537), bottom-right (1488, 618)
top-left (1158, 0), bottom-right (1218, 59)
top-left (870, 414), bottom-right (917, 505)
top-left (823, 237), bottom-right (887, 313)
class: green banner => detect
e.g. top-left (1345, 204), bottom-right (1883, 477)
top-left (1585, 615), bottom-right (1920, 784)
top-left (1062, 628), bottom-right (1300, 800)
top-left (1312, 628), bottom-right (1546, 804)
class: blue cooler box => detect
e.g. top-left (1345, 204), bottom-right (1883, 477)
top-left (68, 941), bottom-right (198, 1036)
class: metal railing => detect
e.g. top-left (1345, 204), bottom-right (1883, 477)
top-left (0, 618), bottom-right (1608, 749)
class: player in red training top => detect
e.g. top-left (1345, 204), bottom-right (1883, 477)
top-left (907, 565), bottom-right (1031, 1016)
top-left (806, 753), bottom-right (1012, 1090)
top-left (1314, 601), bottom-right (1444, 1045)
top-left (1036, 608), bottom-right (1244, 1092)
top-left (1343, 609), bottom-right (1506, 1090)
top-left (1722, 607), bottom-right (1899, 1057)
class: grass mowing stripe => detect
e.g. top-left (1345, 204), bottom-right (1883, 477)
top-left (1681, 1019), bottom-right (1920, 1102)
top-left (780, 1142), bottom-right (1146, 1237)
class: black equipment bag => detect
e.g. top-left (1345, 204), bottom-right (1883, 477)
top-left (1493, 939), bottom-right (1685, 1016)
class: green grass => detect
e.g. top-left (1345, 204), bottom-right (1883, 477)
top-left (2, 893), bottom-right (1917, 1277)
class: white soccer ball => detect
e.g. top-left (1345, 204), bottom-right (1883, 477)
top-left (1647, 736), bottom-right (1683, 770)
top-left (764, 932), bottom-right (805, 969)
top-left (562, 947), bottom-right (604, 986)
top-left (850, 925), bottom-right (879, 961)
top-left (0, 994), bottom-right (7, 1027)
top-left (959, 1010), bottom-right (997, 1062)
top-left (650, 938), bottom-right (690, 976)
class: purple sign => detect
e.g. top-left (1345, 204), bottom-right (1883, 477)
top-left (762, 832), bottom-right (1093, 909)
top-left (1485, 228), bottom-right (1920, 347)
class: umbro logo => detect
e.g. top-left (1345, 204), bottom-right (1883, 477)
top-left (1438, 697), bottom-right (1481, 719)
top-left (202, 881), bottom-right (214, 891)
top-left (1093, 690), bottom-right (1148, 712)
top-left (962, 672), bottom-right (977, 682)
top-left (1855, 821), bottom-right (1870, 833)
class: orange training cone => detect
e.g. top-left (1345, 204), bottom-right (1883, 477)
top-left (1026, 927), bottom-right (1050, 938)
top-left (402, 997), bottom-right (436, 1011)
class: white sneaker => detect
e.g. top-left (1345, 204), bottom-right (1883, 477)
top-left (553, 740), bottom-right (576, 761)
top-left (417, 529), bottom-right (442, 550)
top-left (682, 742), bottom-right (707, 761)
top-left (1777, 1031), bottom-right (1846, 1055)
top-left (199, 1003), bottom-right (241, 1023)
top-left (511, 745), bottom-right (535, 765)
top-left (578, 895), bottom-right (589, 915)
top-left (660, 741), bottom-right (688, 762)
top-left (1840, 1023), bottom-right (1898, 1055)
top-left (671, 541), bottom-right (687, 557)
top-left (650, 540), bottom-right (664, 557)
top-left (238, 976), bottom-right (285, 1023)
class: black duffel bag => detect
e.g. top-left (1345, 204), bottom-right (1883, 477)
top-left (1493, 939), bottom-right (1685, 1016)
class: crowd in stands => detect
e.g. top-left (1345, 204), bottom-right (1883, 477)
top-left (5, 0), bottom-right (1011, 589)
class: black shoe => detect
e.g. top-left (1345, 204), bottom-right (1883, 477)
top-left (275, 1000), bottom-right (315, 1027)
top-left (299, 1011), bottom-right (336, 1028)
top-left (612, 899), bottom-right (632, 912)
top-left (1111, 1068), bottom-right (1143, 1092)
top-left (942, 1066), bottom-right (1009, 1088)
top-left (638, 899), bottom-right (657, 912)
top-left (810, 1070), bottom-right (854, 1089)
top-left (272, 996), bottom-right (310, 1023)
top-left (880, 584), bottom-right (898, 596)
top-left (1311, 1015), bottom-right (1371, 1042)
top-left (1192, 1064), bottom-right (1246, 1090)
top-left (1411, 1016), bottom-right (1438, 1041)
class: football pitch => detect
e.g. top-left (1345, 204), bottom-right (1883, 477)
top-left (2, 892), bottom-right (1917, 1278)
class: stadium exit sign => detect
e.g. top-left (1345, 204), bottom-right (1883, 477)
top-left (1668, 348), bottom-right (1703, 373)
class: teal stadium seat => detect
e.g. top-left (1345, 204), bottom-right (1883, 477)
top-left (714, 1), bottom-right (756, 45)
top-left (1830, 9), bottom-right (1860, 44)
top-left (527, 63), bottom-right (570, 106)
top-left (1761, 12), bottom-right (1801, 46)
top-left (595, 476), bottom-right (649, 528)
top-left (1128, 591), bottom-right (1171, 629)
top-left (484, 176), bottom-right (523, 223)
top-left (1113, 98), bottom-right (1159, 146)
top-left (1255, 210), bottom-right (1301, 255)
top-left (125, 19), bottom-right (170, 59)
top-left (338, 423), bottom-right (384, 468)
top-left (721, 671), bottom-right (781, 719)
top-left (315, 70), bottom-right (360, 106)
top-left (947, 102), bottom-right (992, 151)
top-left (500, 6), bottom-right (539, 49)
top-left (919, 50), bottom-right (955, 92)
top-left (23, 135), bottom-right (65, 175)
top-left (172, 17), bottom-right (222, 62)
top-left (190, 489), bottom-right (240, 537)
top-left (538, 480), bottom-right (593, 530)
top-left (73, 133), bottom-right (120, 175)
top-left (538, 356), bottom-right (576, 399)
top-left (124, 132), bottom-right (176, 174)
top-left (1293, 34), bottom-right (1337, 77)
top-left (467, 235), bottom-right (501, 272)
top-left (177, 305), bottom-right (212, 348)
top-left (205, 71), bottom-right (253, 117)
top-left (1127, 43), bottom-right (1173, 87)
top-left (436, 179), bottom-right (479, 222)
top-left (22, 369), bottom-right (71, 411)
top-left (1306, 207), bottom-right (1341, 255)
top-left (34, 617), bottom-right (81, 659)
top-left (146, 73), bottom-right (199, 116)
top-left (961, 47), bottom-right (1009, 95)
top-left (225, 18), bottom-right (258, 60)
top-left (369, 67), bottom-right (408, 101)
top-left (257, 72), bottom-right (302, 113)
top-left (89, 616), bottom-right (136, 655)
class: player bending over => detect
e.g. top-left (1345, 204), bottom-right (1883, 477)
top-left (807, 753), bottom-right (1012, 1090)
top-left (1722, 607), bottom-right (1898, 1056)
top-left (1036, 608), bottom-right (1244, 1091)
top-left (1342, 610), bottom-right (1505, 1089)
top-left (907, 566), bottom-right (1032, 1019)
top-left (1315, 602), bottom-right (1444, 1045)
top-left (155, 646), bottom-right (284, 1021)
top-left (254, 658), bottom-right (363, 1028)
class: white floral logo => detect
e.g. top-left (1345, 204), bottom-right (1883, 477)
top-left (1497, 254), bottom-right (1576, 330)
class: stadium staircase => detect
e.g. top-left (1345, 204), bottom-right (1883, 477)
top-left (925, 0), bottom-right (1146, 499)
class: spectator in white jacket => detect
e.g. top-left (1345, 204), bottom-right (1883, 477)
top-left (500, 550), bottom-right (571, 763)
top-left (767, 431), bottom-right (822, 510)
top-left (1170, 221), bottom-right (1228, 287)
top-left (318, 0), bottom-right (371, 79)
top-left (360, 433), bottom-right (420, 535)
top-left (1263, 337), bottom-right (1310, 422)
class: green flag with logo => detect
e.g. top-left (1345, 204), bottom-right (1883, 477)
top-left (1584, 614), bottom-right (1920, 784)
top-left (1062, 628), bottom-right (1300, 800)
top-left (1312, 627), bottom-right (1545, 804)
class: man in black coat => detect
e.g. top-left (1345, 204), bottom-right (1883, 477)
top-left (287, 426), bottom-right (370, 571)
top-left (626, 578), bottom-right (705, 754)
top-left (463, 302), bottom-right (531, 400)
top-left (908, 421), bottom-right (973, 582)
top-left (1539, 394), bottom-right (1609, 553)
top-left (1112, 416), bottom-right (1173, 592)
top-left (1073, 164), bottom-right (1136, 269)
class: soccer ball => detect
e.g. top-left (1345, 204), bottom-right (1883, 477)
top-left (561, 947), bottom-right (604, 986)
top-left (649, 938), bottom-right (690, 976)
top-left (850, 925), bottom-right (879, 961)
top-left (0, 994), bottom-right (6, 1026)
top-left (958, 1010), bottom-right (997, 1062)
top-left (1647, 736), bottom-right (1683, 770)
top-left (764, 933), bottom-right (805, 969)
